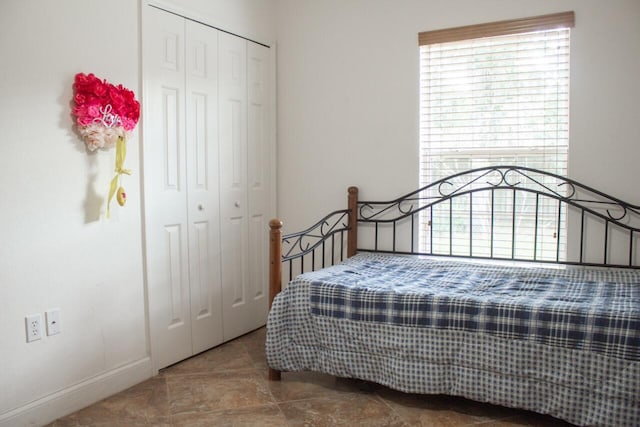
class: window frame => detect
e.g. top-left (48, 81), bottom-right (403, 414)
top-left (418, 12), bottom-right (574, 261)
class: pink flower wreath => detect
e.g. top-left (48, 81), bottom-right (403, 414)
top-left (72, 73), bottom-right (140, 217)
top-left (72, 73), bottom-right (140, 151)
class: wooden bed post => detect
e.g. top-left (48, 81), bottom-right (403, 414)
top-left (347, 186), bottom-right (359, 258)
top-left (268, 218), bottom-right (283, 381)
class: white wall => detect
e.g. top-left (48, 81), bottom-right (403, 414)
top-left (0, 1), bottom-right (275, 425)
top-left (0, 1), bottom-right (148, 425)
top-left (0, 0), bottom-right (151, 424)
top-left (568, 1), bottom-right (640, 196)
top-left (275, 0), bottom-right (640, 234)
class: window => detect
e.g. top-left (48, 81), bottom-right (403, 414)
top-left (418, 12), bottom-right (574, 260)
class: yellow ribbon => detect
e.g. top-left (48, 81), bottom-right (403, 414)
top-left (106, 136), bottom-right (132, 219)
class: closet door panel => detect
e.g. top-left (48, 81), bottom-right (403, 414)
top-left (248, 214), bottom-right (266, 301)
top-left (219, 33), bottom-right (253, 340)
top-left (227, 217), bottom-right (248, 305)
top-left (143, 7), bottom-right (192, 370)
top-left (219, 34), bottom-right (248, 206)
top-left (185, 20), bottom-right (224, 354)
top-left (247, 43), bottom-right (270, 320)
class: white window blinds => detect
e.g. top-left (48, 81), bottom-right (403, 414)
top-left (418, 13), bottom-right (573, 260)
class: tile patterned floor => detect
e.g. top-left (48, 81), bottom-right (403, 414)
top-left (47, 327), bottom-right (574, 426)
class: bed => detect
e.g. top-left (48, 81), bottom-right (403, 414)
top-left (265, 166), bottom-right (640, 427)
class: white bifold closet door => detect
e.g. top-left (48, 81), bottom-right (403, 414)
top-left (143, 6), bottom-right (271, 370)
top-left (218, 33), bottom-right (270, 341)
top-left (144, 8), bottom-right (223, 370)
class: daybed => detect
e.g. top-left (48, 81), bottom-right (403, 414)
top-left (265, 166), bottom-right (640, 427)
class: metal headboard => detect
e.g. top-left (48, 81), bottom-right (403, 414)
top-left (270, 166), bottom-right (640, 291)
top-left (358, 166), bottom-right (640, 269)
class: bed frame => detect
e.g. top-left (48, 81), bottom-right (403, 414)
top-left (267, 166), bottom-right (640, 381)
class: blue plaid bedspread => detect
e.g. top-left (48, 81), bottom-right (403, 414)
top-left (267, 252), bottom-right (640, 425)
top-left (308, 253), bottom-right (640, 361)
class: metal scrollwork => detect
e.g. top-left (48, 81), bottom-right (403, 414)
top-left (281, 210), bottom-right (349, 261)
top-left (437, 180), bottom-right (455, 197)
top-left (503, 167), bottom-right (576, 199)
top-left (502, 168), bottom-right (521, 188)
top-left (397, 199), bottom-right (415, 215)
top-left (605, 204), bottom-right (627, 222)
top-left (359, 203), bottom-right (375, 220)
top-left (356, 166), bottom-right (640, 233)
top-left (485, 168), bottom-right (507, 187)
top-left (556, 181), bottom-right (577, 199)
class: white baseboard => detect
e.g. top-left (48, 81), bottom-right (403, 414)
top-left (0, 357), bottom-right (154, 427)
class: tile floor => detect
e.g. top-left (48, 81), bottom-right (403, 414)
top-left (47, 327), bottom-right (574, 426)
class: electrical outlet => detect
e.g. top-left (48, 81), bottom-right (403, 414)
top-left (25, 314), bottom-right (42, 342)
top-left (45, 309), bottom-right (61, 336)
